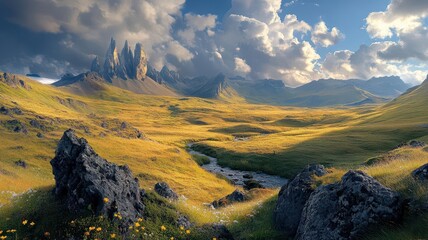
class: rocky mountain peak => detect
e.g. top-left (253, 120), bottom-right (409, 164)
top-left (134, 43), bottom-right (148, 81)
top-left (121, 40), bottom-right (134, 78)
top-left (91, 38), bottom-right (148, 81)
top-left (90, 56), bottom-right (100, 73)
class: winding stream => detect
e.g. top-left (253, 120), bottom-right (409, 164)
top-left (187, 144), bottom-right (288, 188)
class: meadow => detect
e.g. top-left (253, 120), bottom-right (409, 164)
top-left (1, 74), bottom-right (428, 239)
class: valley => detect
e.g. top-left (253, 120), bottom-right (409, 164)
top-left (1, 72), bottom-right (428, 239)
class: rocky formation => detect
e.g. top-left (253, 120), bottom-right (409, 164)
top-left (51, 129), bottom-right (145, 226)
top-left (90, 56), bottom-right (101, 73)
top-left (412, 163), bottom-right (428, 181)
top-left (91, 38), bottom-right (148, 81)
top-left (274, 165), bottom-right (328, 236)
top-left (394, 140), bottom-right (426, 149)
top-left (211, 189), bottom-right (247, 208)
top-left (0, 72), bottom-right (31, 89)
top-left (243, 179), bottom-right (264, 190)
top-left (3, 119), bottom-right (27, 133)
top-left (133, 43), bottom-right (148, 81)
top-left (15, 160), bottom-right (27, 168)
top-left (154, 182), bottom-right (178, 200)
top-left (121, 40), bottom-right (134, 78)
top-left (296, 170), bottom-right (403, 240)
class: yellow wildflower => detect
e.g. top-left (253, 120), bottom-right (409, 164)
top-left (10, 230), bottom-right (16, 233)
top-left (137, 218), bottom-right (143, 222)
top-left (44, 232), bottom-right (50, 237)
top-left (134, 222), bottom-right (140, 227)
top-left (110, 233), bottom-right (116, 238)
top-left (160, 225), bottom-right (167, 231)
top-left (103, 197), bottom-right (109, 203)
top-left (128, 226), bottom-right (133, 230)
top-left (179, 226), bottom-right (184, 231)
top-left (30, 222), bottom-right (35, 226)
top-left (170, 237), bottom-right (174, 240)
top-left (213, 238), bottom-right (217, 240)
top-left (96, 227), bottom-right (102, 232)
top-left (0, 231), bottom-right (2, 234)
top-left (84, 232), bottom-right (90, 236)
top-left (0, 236), bottom-right (7, 240)
top-left (22, 220), bottom-right (28, 225)
top-left (186, 230), bottom-right (191, 234)
top-left (89, 226), bottom-right (96, 231)
top-left (135, 229), bottom-right (139, 233)
top-left (141, 226), bottom-right (145, 230)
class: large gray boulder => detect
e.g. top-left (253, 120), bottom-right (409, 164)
top-left (412, 163), bottom-right (428, 181)
top-left (296, 170), bottom-right (403, 240)
top-left (273, 164), bottom-right (327, 236)
top-left (212, 189), bottom-right (247, 208)
top-left (51, 129), bottom-right (144, 226)
top-left (154, 182), bottom-right (178, 200)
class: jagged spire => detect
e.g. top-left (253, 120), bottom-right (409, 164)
top-left (90, 56), bottom-right (100, 73)
top-left (133, 43), bottom-right (148, 81)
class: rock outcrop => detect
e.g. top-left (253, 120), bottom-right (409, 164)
top-left (0, 72), bottom-right (31, 89)
top-left (412, 163), bottom-right (428, 181)
top-left (91, 38), bottom-right (148, 81)
top-left (51, 129), bottom-right (145, 226)
top-left (296, 170), bottom-right (403, 240)
top-left (133, 43), bottom-right (148, 81)
top-left (211, 189), bottom-right (247, 208)
top-left (90, 56), bottom-right (101, 73)
top-left (274, 165), bottom-right (327, 236)
top-left (154, 182), bottom-right (178, 200)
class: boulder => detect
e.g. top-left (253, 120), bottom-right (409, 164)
top-left (273, 164), bottom-right (327, 235)
top-left (212, 189), bottom-right (247, 208)
top-left (296, 170), bottom-right (403, 240)
top-left (15, 160), bottom-right (27, 168)
top-left (154, 182), bottom-right (178, 200)
top-left (243, 174), bottom-right (253, 179)
top-left (412, 163), bottom-right (428, 181)
top-left (0, 106), bottom-right (9, 114)
top-left (243, 179), bottom-right (264, 190)
top-left (50, 129), bottom-right (144, 226)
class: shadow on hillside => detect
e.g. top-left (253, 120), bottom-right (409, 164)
top-left (195, 124), bottom-right (428, 178)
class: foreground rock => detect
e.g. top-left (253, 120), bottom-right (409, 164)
top-left (212, 189), bottom-right (247, 208)
top-left (51, 129), bottom-right (144, 226)
top-left (394, 140), bottom-right (426, 149)
top-left (154, 182), bottom-right (178, 200)
top-left (412, 163), bottom-right (428, 181)
top-left (296, 170), bottom-right (403, 240)
top-left (274, 165), bottom-right (327, 236)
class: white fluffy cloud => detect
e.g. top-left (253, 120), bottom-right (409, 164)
top-left (311, 21), bottom-right (344, 47)
top-left (321, 42), bottom-right (427, 84)
top-left (234, 57), bottom-right (251, 74)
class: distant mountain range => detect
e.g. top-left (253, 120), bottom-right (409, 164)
top-left (53, 38), bottom-right (412, 107)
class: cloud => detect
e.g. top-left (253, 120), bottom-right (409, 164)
top-left (0, 0), bottom-right (189, 77)
top-left (365, 0), bottom-right (428, 61)
top-left (321, 42), bottom-right (427, 84)
top-left (311, 21), bottom-right (344, 47)
top-left (234, 57), bottom-right (251, 74)
top-left (177, 13), bottom-right (217, 46)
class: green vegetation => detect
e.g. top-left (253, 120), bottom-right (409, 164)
top-left (191, 154), bottom-right (211, 166)
top-left (1, 73), bottom-right (428, 239)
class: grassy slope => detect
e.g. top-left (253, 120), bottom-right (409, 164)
top-left (1, 73), bottom-right (427, 239)
top-left (192, 81), bottom-right (428, 178)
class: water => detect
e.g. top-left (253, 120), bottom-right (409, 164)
top-left (187, 144), bottom-right (288, 188)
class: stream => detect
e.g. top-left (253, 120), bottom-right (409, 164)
top-left (187, 144), bottom-right (288, 188)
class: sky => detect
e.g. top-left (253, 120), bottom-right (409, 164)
top-left (0, 0), bottom-right (427, 86)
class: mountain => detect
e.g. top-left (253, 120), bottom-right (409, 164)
top-left (56, 38), bottom-right (177, 97)
top-left (189, 74), bottom-right (244, 102)
top-left (53, 72), bottom-right (178, 96)
top-left (372, 75), bottom-right (428, 124)
top-left (229, 76), bottom-right (409, 107)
